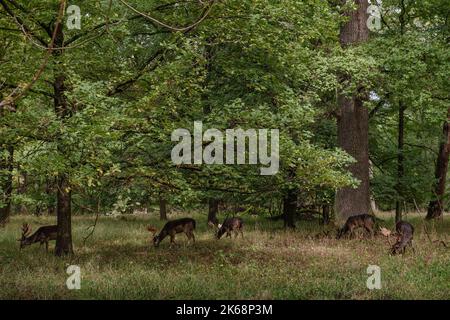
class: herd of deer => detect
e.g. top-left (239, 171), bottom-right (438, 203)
top-left (18, 213), bottom-right (413, 255)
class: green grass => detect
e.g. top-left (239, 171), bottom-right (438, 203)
top-left (0, 212), bottom-right (449, 299)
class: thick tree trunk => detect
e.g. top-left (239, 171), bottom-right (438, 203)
top-left (208, 198), bottom-right (219, 225)
top-left (395, 101), bottom-right (405, 223)
top-left (335, 0), bottom-right (370, 222)
top-left (427, 107), bottom-right (450, 220)
top-left (53, 21), bottom-right (73, 256)
top-left (283, 189), bottom-right (297, 229)
top-left (55, 174), bottom-right (73, 256)
top-left (159, 196), bottom-right (167, 220)
top-left (0, 146), bottom-right (14, 226)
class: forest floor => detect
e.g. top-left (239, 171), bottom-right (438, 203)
top-left (0, 212), bottom-right (449, 299)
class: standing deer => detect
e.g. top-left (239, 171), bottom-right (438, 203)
top-left (147, 218), bottom-right (196, 247)
top-left (391, 221), bottom-right (414, 255)
top-left (18, 223), bottom-right (57, 252)
top-left (216, 217), bottom-right (244, 239)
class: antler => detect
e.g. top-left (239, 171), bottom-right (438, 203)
top-left (379, 227), bottom-right (393, 246)
top-left (21, 223), bottom-right (31, 236)
top-left (146, 225), bottom-right (157, 234)
top-left (207, 221), bottom-right (219, 229)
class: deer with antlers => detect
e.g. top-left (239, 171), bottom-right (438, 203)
top-left (379, 221), bottom-right (415, 255)
top-left (18, 223), bottom-right (57, 252)
top-left (215, 217), bottom-right (244, 239)
top-left (147, 218), bottom-right (196, 247)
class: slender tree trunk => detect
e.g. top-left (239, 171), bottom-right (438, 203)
top-left (283, 189), bottom-right (297, 229)
top-left (322, 204), bottom-right (330, 225)
top-left (53, 21), bottom-right (73, 256)
top-left (46, 178), bottom-right (55, 215)
top-left (395, 101), bottom-right (405, 223)
top-left (159, 196), bottom-right (167, 220)
top-left (427, 107), bottom-right (450, 219)
top-left (208, 198), bottom-right (219, 225)
top-left (335, 0), bottom-right (370, 222)
top-left (0, 146), bottom-right (14, 226)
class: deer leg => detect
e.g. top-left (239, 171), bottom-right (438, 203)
top-left (409, 240), bottom-right (415, 254)
top-left (45, 240), bottom-right (49, 253)
top-left (240, 229), bottom-right (244, 239)
top-left (170, 234), bottom-right (175, 246)
top-left (365, 226), bottom-right (374, 239)
top-left (191, 232), bottom-right (195, 244)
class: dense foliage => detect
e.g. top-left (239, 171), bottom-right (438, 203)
top-left (0, 0), bottom-right (448, 222)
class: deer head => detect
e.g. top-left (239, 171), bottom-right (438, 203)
top-left (18, 223), bottom-right (32, 249)
top-left (146, 225), bottom-right (161, 247)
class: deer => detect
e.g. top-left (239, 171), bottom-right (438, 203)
top-left (336, 214), bottom-right (379, 239)
top-left (147, 218), bottom-right (196, 247)
top-left (18, 223), bottom-right (57, 252)
top-left (216, 217), bottom-right (244, 239)
top-left (390, 221), bottom-right (414, 255)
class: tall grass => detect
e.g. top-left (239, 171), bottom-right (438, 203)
top-left (0, 212), bottom-right (449, 299)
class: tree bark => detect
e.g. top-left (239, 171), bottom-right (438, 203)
top-left (395, 101), bottom-right (405, 223)
top-left (335, 0), bottom-right (370, 222)
top-left (283, 189), bottom-right (297, 229)
top-left (427, 107), bottom-right (450, 220)
top-left (208, 198), bottom-right (219, 225)
top-left (53, 21), bottom-right (73, 256)
top-left (55, 174), bottom-right (73, 256)
top-left (0, 146), bottom-right (14, 226)
top-left (322, 204), bottom-right (330, 225)
top-left (159, 196), bottom-right (167, 220)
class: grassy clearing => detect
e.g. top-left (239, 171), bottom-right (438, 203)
top-left (0, 212), bottom-right (449, 299)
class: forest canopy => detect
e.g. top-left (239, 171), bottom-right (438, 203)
top-left (0, 0), bottom-right (449, 255)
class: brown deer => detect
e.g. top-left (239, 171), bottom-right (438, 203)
top-left (336, 214), bottom-right (378, 239)
top-left (147, 218), bottom-right (196, 247)
top-left (18, 223), bottom-right (57, 252)
top-left (216, 217), bottom-right (244, 239)
top-left (391, 221), bottom-right (414, 255)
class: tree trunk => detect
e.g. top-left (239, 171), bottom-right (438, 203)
top-left (159, 196), bottom-right (167, 220)
top-left (395, 101), bottom-right (405, 223)
top-left (0, 146), bottom-right (14, 226)
top-left (55, 174), bottom-right (73, 256)
top-left (208, 198), bottom-right (219, 225)
top-left (46, 178), bottom-right (55, 215)
top-left (335, 0), bottom-right (370, 222)
top-left (427, 107), bottom-right (450, 220)
top-left (53, 21), bottom-right (73, 256)
top-left (322, 204), bottom-right (330, 225)
top-left (283, 189), bottom-right (297, 229)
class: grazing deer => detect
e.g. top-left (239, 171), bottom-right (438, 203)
top-left (336, 214), bottom-right (377, 239)
top-left (18, 223), bottom-right (57, 252)
top-left (391, 221), bottom-right (414, 255)
top-left (216, 217), bottom-right (244, 239)
top-left (147, 218), bottom-right (196, 247)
